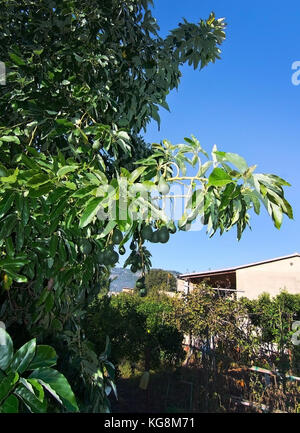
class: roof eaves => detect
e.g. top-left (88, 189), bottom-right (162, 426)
top-left (178, 252), bottom-right (300, 280)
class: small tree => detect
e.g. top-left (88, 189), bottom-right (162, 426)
top-left (145, 269), bottom-right (177, 294)
top-left (85, 293), bottom-right (185, 372)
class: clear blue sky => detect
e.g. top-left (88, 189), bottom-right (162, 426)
top-left (122, 0), bottom-right (300, 274)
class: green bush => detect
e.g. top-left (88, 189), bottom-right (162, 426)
top-left (85, 294), bottom-right (185, 371)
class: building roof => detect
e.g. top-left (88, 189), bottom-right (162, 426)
top-left (179, 253), bottom-right (300, 280)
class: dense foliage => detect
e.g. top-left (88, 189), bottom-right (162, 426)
top-left (0, 327), bottom-right (78, 413)
top-left (144, 269), bottom-right (177, 294)
top-left (241, 292), bottom-right (300, 374)
top-left (85, 293), bottom-right (185, 372)
top-left (167, 286), bottom-right (300, 374)
top-left (0, 0), bottom-right (293, 411)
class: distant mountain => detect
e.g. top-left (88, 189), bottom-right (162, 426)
top-left (109, 268), bottom-right (180, 292)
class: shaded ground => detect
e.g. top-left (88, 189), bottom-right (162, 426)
top-left (110, 365), bottom-right (300, 413)
top-left (110, 366), bottom-right (248, 413)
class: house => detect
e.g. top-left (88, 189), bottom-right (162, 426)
top-left (177, 253), bottom-right (300, 300)
top-left (122, 288), bottom-right (135, 294)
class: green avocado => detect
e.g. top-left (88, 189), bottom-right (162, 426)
top-left (139, 288), bottom-right (147, 297)
top-left (131, 263), bottom-right (138, 273)
top-left (141, 225), bottom-right (153, 241)
top-left (105, 250), bottom-right (119, 265)
top-left (150, 230), bottom-right (159, 243)
top-left (102, 248), bottom-right (118, 265)
top-left (158, 176), bottom-right (170, 195)
top-left (157, 226), bottom-right (169, 243)
top-left (130, 241), bottom-right (136, 250)
top-left (112, 229), bottom-right (123, 245)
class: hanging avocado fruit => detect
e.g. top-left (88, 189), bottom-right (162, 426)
top-left (130, 241), bottom-right (136, 250)
top-left (105, 249), bottom-right (119, 265)
top-left (131, 263), bottom-right (138, 273)
top-left (139, 288), bottom-right (147, 297)
top-left (157, 226), bottom-right (169, 243)
top-left (141, 225), bottom-right (153, 241)
top-left (150, 230), bottom-right (159, 243)
top-left (112, 229), bottom-right (123, 245)
top-left (135, 276), bottom-right (145, 289)
top-left (102, 248), bottom-right (119, 265)
top-left (158, 176), bottom-right (170, 195)
top-left (119, 246), bottom-right (126, 255)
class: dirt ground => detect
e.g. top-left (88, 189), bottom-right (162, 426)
top-left (110, 366), bottom-right (248, 413)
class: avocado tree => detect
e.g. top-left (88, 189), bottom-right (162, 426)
top-left (0, 0), bottom-right (293, 411)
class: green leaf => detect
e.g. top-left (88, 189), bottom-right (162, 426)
top-left (0, 394), bottom-right (19, 413)
top-left (27, 379), bottom-right (44, 402)
top-left (0, 328), bottom-right (14, 370)
top-left (55, 119), bottom-right (74, 128)
top-left (0, 371), bottom-right (19, 402)
top-left (28, 182), bottom-right (53, 198)
top-left (0, 256), bottom-right (29, 268)
top-left (45, 292), bottom-right (54, 313)
top-left (71, 185), bottom-right (97, 198)
top-left (129, 166), bottom-right (147, 183)
top-left (5, 237), bottom-right (14, 257)
top-left (49, 235), bottom-right (59, 258)
top-left (79, 197), bottom-right (104, 228)
top-left (15, 379), bottom-right (47, 413)
top-left (35, 379), bottom-right (63, 407)
top-left (10, 339), bottom-right (36, 374)
top-left (0, 168), bottom-right (19, 183)
top-left (9, 53), bottom-right (26, 66)
top-left (57, 165), bottom-right (78, 178)
top-left (27, 173), bottom-right (50, 188)
top-left (0, 192), bottom-right (16, 219)
top-left (271, 204), bottom-right (283, 229)
top-left (0, 135), bottom-right (20, 144)
top-left (33, 48), bottom-right (44, 56)
top-left (29, 345), bottom-right (57, 370)
top-left (208, 168), bottom-right (234, 187)
top-left (5, 270), bottom-right (28, 283)
top-left (0, 165), bottom-right (8, 177)
top-left (98, 220), bottom-right (117, 238)
top-left (215, 151), bottom-right (248, 173)
top-left (29, 368), bottom-right (79, 412)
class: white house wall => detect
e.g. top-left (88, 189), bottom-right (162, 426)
top-left (236, 256), bottom-right (300, 299)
